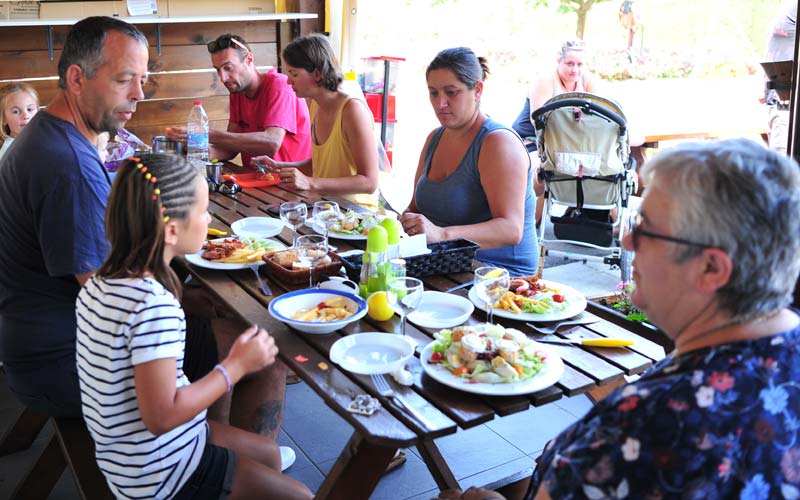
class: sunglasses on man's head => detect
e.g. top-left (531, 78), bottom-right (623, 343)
top-left (628, 211), bottom-right (712, 251)
top-left (207, 36), bottom-right (249, 54)
top-left (562, 40), bottom-right (586, 52)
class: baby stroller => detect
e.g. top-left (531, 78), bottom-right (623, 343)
top-left (532, 92), bottom-right (636, 282)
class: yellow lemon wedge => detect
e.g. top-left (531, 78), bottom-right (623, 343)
top-left (207, 228), bottom-right (228, 237)
top-left (486, 268), bottom-right (505, 278)
top-left (367, 291), bottom-right (395, 321)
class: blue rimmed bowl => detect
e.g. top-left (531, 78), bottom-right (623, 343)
top-left (268, 289), bottom-right (367, 334)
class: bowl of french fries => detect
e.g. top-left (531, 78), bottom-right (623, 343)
top-left (268, 289), bottom-right (367, 334)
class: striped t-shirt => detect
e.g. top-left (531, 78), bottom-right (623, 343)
top-left (76, 276), bottom-right (207, 500)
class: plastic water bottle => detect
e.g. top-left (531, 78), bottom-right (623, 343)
top-left (186, 100), bottom-right (209, 173)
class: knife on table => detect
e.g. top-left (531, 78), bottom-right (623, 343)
top-left (445, 282), bottom-right (473, 293)
top-left (535, 338), bottom-right (635, 347)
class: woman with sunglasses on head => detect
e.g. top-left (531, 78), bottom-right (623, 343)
top-left (399, 47), bottom-right (537, 276)
top-left (512, 39), bottom-right (600, 147)
top-left (251, 33), bottom-right (380, 210)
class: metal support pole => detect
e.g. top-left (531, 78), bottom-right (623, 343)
top-left (380, 59), bottom-right (390, 148)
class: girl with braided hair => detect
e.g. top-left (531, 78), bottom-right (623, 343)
top-left (76, 154), bottom-right (312, 500)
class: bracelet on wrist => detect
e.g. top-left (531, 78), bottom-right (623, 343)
top-left (214, 364), bottom-right (233, 393)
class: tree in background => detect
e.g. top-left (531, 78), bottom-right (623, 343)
top-left (531, 0), bottom-right (613, 39)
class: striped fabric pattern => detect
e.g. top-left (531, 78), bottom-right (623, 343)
top-left (76, 276), bottom-right (206, 500)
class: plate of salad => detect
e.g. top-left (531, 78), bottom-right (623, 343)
top-left (468, 277), bottom-right (586, 323)
top-left (420, 324), bottom-right (564, 396)
top-left (310, 210), bottom-right (382, 240)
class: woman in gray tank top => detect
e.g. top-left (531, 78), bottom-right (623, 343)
top-left (399, 47), bottom-right (538, 275)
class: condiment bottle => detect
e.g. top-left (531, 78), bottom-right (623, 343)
top-left (380, 217), bottom-right (402, 261)
top-left (359, 225), bottom-right (388, 298)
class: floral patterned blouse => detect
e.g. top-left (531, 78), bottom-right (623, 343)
top-left (529, 326), bottom-right (800, 500)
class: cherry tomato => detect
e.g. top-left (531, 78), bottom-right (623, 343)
top-left (317, 301), bottom-right (330, 309)
top-left (552, 294), bottom-right (565, 303)
top-left (430, 351), bottom-right (443, 363)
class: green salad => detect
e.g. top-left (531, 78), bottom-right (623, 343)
top-left (428, 325), bottom-right (547, 384)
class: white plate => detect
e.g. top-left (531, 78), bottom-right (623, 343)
top-left (232, 217), bottom-right (285, 239)
top-left (408, 292), bottom-right (474, 329)
top-left (468, 279), bottom-right (587, 323)
top-left (329, 333), bottom-right (415, 374)
top-left (185, 238), bottom-right (286, 270)
top-left (419, 340), bottom-right (564, 396)
top-left (308, 222), bottom-right (367, 241)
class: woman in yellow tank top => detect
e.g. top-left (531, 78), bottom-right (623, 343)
top-left (251, 34), bottom-right (379, 210)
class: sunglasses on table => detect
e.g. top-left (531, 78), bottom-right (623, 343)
top-left (628, 212), bottom-right (713, 251)
top-left (207, 36), bottom-right (250, 54)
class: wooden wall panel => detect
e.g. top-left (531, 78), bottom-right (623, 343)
top-left (24, 71), bottom-right (231, 104)
top-left (127, 95), bottom-right (230, 128)
top-left (0, 21), bottom-right (276, 52)
top-left (0, 43), bottom-right (277, 80)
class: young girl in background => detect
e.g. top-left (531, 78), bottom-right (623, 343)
top-left (0, 83), bottom-right (39, 161)
top-left (76, 153), bottom-right (312, 500)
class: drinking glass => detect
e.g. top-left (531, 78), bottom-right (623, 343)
top-left (387, 277), bottom-right (424, 337)
top-left (312, 201), bottom-right (340, 238)
top-left (279, 201), bottom-right (308, 247)
top-left (473, 267), bottom-right (510, 325)
top-left (295, 234), bottom-right (329, 288)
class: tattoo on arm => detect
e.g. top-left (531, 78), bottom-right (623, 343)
top-left (253, 400), bottom-right (283, 434)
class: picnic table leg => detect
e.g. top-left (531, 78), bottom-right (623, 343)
top-left (417, 439), bottom-right (460, 490)
top-left (315, 432), bottom-right (396, 500)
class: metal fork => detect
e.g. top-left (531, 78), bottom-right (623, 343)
top-left (370, 374), bottom-right (431, 428)
top-left (526, 312), bottom-right (599, 335)
top-left (248, 263), bottom-right (272, 296)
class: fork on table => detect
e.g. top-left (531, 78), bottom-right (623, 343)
top-left (370, 373), bottom-right (431, 428)
top-left (248, 263), bottom-right (272, 296)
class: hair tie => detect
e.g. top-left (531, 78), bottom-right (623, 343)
top-left (133, 159), bottom-right (169, 223)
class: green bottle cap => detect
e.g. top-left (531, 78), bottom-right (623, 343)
top-left (380, 217), bottom-right (401, 245)
top-left (366, 225), bottom-right (388, 252)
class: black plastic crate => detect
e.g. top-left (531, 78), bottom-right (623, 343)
top-left (341, 238), bottom-right (479, 280)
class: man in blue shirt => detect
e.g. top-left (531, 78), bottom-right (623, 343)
top-left (0, 16), bottom-right (149, 416)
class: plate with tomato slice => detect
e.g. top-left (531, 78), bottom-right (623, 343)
top-left (468, 277), bottom-right (586, 323)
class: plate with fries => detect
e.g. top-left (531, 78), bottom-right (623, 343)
top-left (186, 237), bottom-right (286, 270)
top-left (468, 279), bottom-right (586, 323)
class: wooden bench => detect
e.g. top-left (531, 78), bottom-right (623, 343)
top-left (11, 417), bottom-right (113, 500)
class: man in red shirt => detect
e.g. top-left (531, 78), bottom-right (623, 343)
top-left (168, 33), bottom-right (311, 168)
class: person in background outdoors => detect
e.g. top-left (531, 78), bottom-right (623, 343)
top-left (400, 47), bottom-right (537, 276)
top-left (511, 40), bottom-right (600, 225)
top-left (0, 82), bottom-right (39, 160)
top-left (166, 33), bottom-right (311, 168)
top-left (511, 40), bottom-right (600, 150)
top-left (764, 0), bottom-right (796, 155)
top-left (251, 33), bottom-right (380, 210)
top-left (77, 153), bottom-right (312, 500)
top-left (438, 138), bottom-right (800, 499)
top-left (0, 16), bottom-right (149, 417)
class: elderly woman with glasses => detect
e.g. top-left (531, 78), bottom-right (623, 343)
top-left (437, 138), bottom-right (800, 500)
top-left (251, 33), bottom-right (380, 210)
top-left (399, 47), bottom-right (537, 275)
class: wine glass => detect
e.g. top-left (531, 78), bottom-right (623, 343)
top-left (279, 201), bottom-right (307, 247)
top-left (473, 267), bottom-right (510, 325)
top-left (295, 234), bottom-right (329, 288)
top-left (387, 277), bottom-right (424, 337)
top-left (312, 201), bottom-right (340, 239)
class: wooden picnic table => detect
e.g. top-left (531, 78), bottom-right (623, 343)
top-left (176, 164), bottom-right (667, 499)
